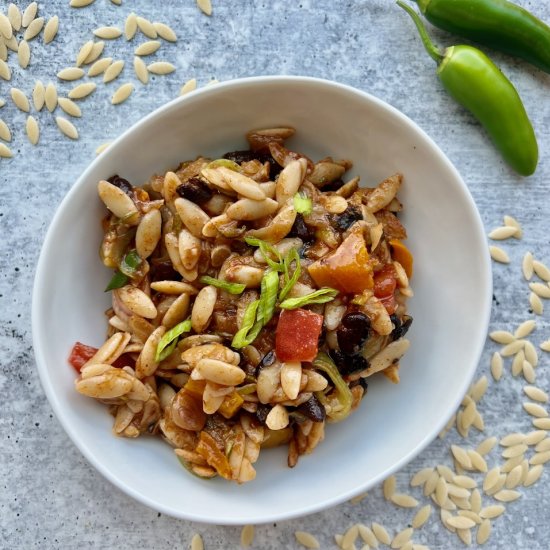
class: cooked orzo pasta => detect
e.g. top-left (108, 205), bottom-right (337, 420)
top-left (70, 127), bottom-right (414, 483)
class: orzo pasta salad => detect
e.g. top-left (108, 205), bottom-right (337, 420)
top-left (70, 127), bottom-right (414, 483)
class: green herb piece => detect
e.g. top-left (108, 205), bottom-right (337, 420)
top-left (207, 159), bottom-right (241, 171)
top-left (279, 248), bottom-right (301, 301)
top-left (199, 275), bottom-right (246, 295)
top-left (244, 236), bottom-right (284, 271)
top-left (257, 270), bottom-right (279, 326)
top-left (155, 319), bottom-right (192, 362)
top-left (119, 249), bottom-right (142, 278)
top-left (279, 287), bottom-right (338, 309)
top-left (104, 270), bottom-right (128, 292)
top-left (293, 192), bottom-right (312, 215)
top-left (312, 353), bottom-right (353, 422)
top-left (231, 300), bottom-right (260, 349)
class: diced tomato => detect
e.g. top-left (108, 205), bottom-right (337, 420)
top-left (374, 265), bottom-right (397, 314)
top-left (373, 264), bottom-right (397, 298)
top-left (275, 308), bottom-right (323, 362)
top-left (68, 341), bottom-right (135, 372)
top-left (378, 294), bottom-right (397, 315)
top-left (68, 342), bottom-right (98, 372)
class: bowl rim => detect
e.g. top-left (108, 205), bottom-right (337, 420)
top-left (32, 75), bottom-right (492, 524)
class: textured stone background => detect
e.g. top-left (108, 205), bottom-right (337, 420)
top-left (1, 0), bottom-right (550, 548)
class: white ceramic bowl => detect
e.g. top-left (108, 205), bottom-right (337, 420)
top-left (32, 76), bottom-right (492, 524)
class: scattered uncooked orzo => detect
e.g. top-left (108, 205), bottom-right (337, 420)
top-left (88, 57), bottom-right (113, 77)
top-left (240, 524), bottom-right (254, 548)
top-left (133, 56), bottom-right (148, 84)
top-left (18, 40), bottom-right (30, 68)
top-left (180, 78), bottom-right (197, 95)
top-left (489, 245), bottom-right (510, 263)
top-left (0, 119), bottom-right (11, 141)
top-left (0, 143), bottom-right (13, 158)
top-left (45, 82), bottom-right (57, 112)
top-left (94, 26), bottom-right (122, 39)
top-left (294, 531), bottom-right (320, 549)
top-left (153, 22), bottom-right (177, 42)
top-left (57, 97), bottom-right (82, 117)
top-left (135, 40), bottom-right (161, 56)
top-left (55, 116), bottom-right (78, 139)
top-left (372, 523), bottom-right (391, 545)
top-left (68, 82), bottom-right (96, 99)
top-left (111, 82), bottom-right (133, 105)
top-left (136, 16), bottom-right (157, 38)
top-left (488, 226), bottom-right (517, 240)
top-left (147, 61), bottom-right (175, 74)
top-left (23, 16), bottom-right (44, 41)
top-left (103, 59), bottom-right (125, 83)
top-left (57, 67), bottom-right (85, 81)
top-left (25, 115), bottom-right (39, 145)
top-left (197, 0), bottom-right (213, 16)
top-left (529, 292), bottom-right (544, 315)
top-left (190, 533), bottom-right (203, 550)
top-left (43, 16), bottom-right (59, 44)
top-left (10, 88), bottom-right (30, 112)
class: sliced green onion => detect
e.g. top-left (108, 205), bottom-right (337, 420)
top-left (199, 275), bottom-right (246, 295)
top-left (104, 270), bottom-right (128, 292)
top-left (232, 300), bottom-right (260, 349)
top-left (279, 248), bottom-right (301, 301)
top-left (293, 192), bottom-right (312, 215)
top-left (244, 236), bottom-right (284, 271)
top-left (257, 270), bottom-right (279, 326)
top-left (155, 319), bottom-right (192, 362)
top-left (312, 353), bottom-right (353, 422)
top-left (279, 287), bottom-right (338, 310)
top-left (207, 159), bottom-right (240, 171)
top-left (119, 249), bottom-right (142, 278)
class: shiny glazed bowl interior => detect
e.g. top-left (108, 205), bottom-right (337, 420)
top-left (32, 76), bottom-right (492, 524)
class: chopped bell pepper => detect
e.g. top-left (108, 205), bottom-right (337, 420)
top-left (374, 264), bottom-right (398, 315)
top-left (218, 390), bottom-right (244, 419)
top-left (275, 308), bottom-right (323, 362)
top-left (389, 239), bottom-right (413, 278)
top-left (183, 378), bottom-right (206, 399)
top-left (196, 431), bottom-right (233, 480)
top-left (308, 229), bottom-right (373, 294)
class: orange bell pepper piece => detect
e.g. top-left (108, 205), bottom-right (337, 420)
top-left (196, 431), bottom-right (233, 480)
top-left (308, 230), bottom-right (374, 293)
top-left (389, 239), bottom-right (413, 279)
top-left (218, 390), bottom-right (244, 419)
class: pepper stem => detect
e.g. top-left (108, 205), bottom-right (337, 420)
top-left (396, 1), bottom-right (444, 64)
top-left (412, 0), bottom-right (430, 14)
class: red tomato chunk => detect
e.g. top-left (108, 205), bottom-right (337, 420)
top-left (68, 341), bottom-right (134, 372)
top-left (68, 342), bottom-right (98, 372)
top-left (373, 264), bottom-right (398, 315)
top-left (275, 309), bottom-right (323, 362)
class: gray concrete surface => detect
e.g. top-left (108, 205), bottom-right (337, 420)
top-left (1, 0), bottom-right (549, 548)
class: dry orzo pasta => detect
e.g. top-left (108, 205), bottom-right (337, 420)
top-left (70, 127), bottom-right (414, 483)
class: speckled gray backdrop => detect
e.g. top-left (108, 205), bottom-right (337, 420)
top-left (1, 0), bottom-right (549, 548)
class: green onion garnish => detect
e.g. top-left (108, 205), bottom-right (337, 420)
top-left (245, 236), bottom-right (284, 271)
top-left (279, 287), bottom-right (338, 310)
top-left (105, 270), bottom-right (128, 292)
top-left (155, 319), bottom-right (192, 362)
top-left (293, 192), bottom-right (312, 215)
top-left (256, 270), bottom-right (279, 326)
top-left (119, 249), bottom-right (142, 278)
top-left (199, 275), bottom-right (246, 295)
top-left (231, 300), bottom-right (261, 349)
top-left (206, 159), bottom-right (241, 171)
top-left (279, 248), bottom-right (301, 301)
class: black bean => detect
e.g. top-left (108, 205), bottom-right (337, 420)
top-left (223, 150), bottom-right (282, 178)
top-left (107, 175), bottom-right (133, 196)
top-left (255, 350), bottom-right (275, 377)
top-left (331, 205), bottom-right (362, 232)
top-left (288, 213), bottom-right (315, 243)
top-left (330, 350), bottom-right (370, 375)
top-left (391, 314), bottom-right (413, 341)
top-left (255, 404), bottom-right (271, 424)
top-left (176, 177), bottom-right (213, 204)
top-left (358, 378), bottom-right (369, 391)
top-left (321, 178), bottom-right (345, 192)
top-left (337, 312), bottom-right (371, 355)
top-left (296, 395), bottom-right (326, 422)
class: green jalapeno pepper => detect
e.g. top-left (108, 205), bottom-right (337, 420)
top-left (397, 1), bottom-right (538, 176)
top-left (413, 0), bottom-right (550, 74)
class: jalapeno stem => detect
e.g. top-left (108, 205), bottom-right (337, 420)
top-left (396, 1), bottom-right (444, 63)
